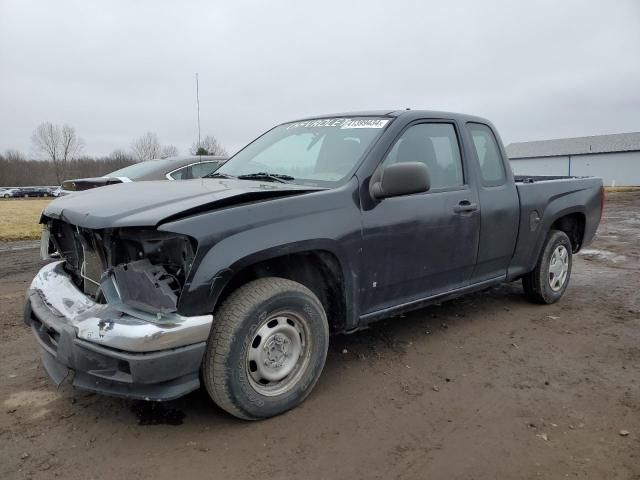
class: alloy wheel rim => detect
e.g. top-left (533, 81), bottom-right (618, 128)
top-left (549, 245), bottom-right (569, 292)
top-left (246, 312), bottom-right (310, 397)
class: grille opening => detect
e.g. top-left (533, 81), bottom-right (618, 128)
top-left (47, 220), bottom-right (196, 304)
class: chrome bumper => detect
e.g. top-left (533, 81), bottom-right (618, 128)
top-left (28, 261), bottom-right (213, 353)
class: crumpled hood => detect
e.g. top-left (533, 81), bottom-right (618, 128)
top-left (43, 178), bottom-right (322, 229)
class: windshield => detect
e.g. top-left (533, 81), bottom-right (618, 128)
top-left (216, 117), bottom-right (391, 186)
top-left (107, 159), bottom-right (175, 180)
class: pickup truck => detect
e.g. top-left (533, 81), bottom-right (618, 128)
top-left (25, 110), bottom-right (604, 420)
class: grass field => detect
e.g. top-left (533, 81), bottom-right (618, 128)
top-left (0, 187), bottom-right (637, 242)
top-left (0, 199), bottom-right (51, 241)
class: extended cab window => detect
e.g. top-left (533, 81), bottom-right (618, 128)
top-left (468, 123), bottom-right (506, 185)
top-left (169, 162), bottom-right (220, 180)
top-left (383, 123), bottom-right (463, 190)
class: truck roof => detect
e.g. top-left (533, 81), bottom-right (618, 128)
top-left (289, 109), bottom-right (493, 125)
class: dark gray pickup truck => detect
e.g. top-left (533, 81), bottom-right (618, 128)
top-left (25, 110), bottom-right (603, 419)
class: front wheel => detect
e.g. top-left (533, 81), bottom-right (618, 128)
top-left (202, 277), bottom-right (329, 420)
top-left (522, 230), bottom-right (572, 304)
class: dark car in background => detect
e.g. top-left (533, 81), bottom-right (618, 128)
top-left (60, 156), bottom-right (226, 195)
top-left (2, 186), bottom-right (55, 198)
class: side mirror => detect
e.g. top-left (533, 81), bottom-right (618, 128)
top-left (370, 162), bottom-right (430, 199)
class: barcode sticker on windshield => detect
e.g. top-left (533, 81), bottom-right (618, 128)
top-left (340, 119), bottom-right (389, 129)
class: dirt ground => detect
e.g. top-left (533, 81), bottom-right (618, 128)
top-left (1, 192), bottom-right (638, 479)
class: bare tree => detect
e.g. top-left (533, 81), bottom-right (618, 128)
top-left (130, 132), bottom-right (161, 162)
top-left (160, 145), bottom-right (179, 158)
top-left (1, 156), bottom-right (137, 187)
top-left (4, 149), bottom-right (25, 162)
top-left (190, 135), bottom-right (228, 156)
top-left (109, 149), bottom-right (135, 170)
top-left (31, 122), bottom-right (84, 183)
top-left (110, 149), bottom-right (132, 162)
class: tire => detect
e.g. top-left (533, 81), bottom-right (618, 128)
top-left (202, 277), bottom-right (329, 420)
top-left (522, 230), bottom-right (572, 304)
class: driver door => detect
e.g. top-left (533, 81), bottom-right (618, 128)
top-left (360, 121), bottom-right (480, 315)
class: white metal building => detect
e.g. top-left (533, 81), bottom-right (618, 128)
top-left (506, 132), bottom-right (640, 186)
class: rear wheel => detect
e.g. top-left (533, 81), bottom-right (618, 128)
top-left (522, 230), bottom-right (572, 304)
top-left (202, 277), bottom-right (329, 420)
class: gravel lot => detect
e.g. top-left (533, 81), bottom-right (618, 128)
top-left (1, 192), bottom-right (639, 479)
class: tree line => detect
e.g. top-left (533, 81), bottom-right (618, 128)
top-left (0, 122), bottom-right (228, 187)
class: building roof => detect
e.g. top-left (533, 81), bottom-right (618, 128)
top-left (507, 132), bottom-right (640, 159)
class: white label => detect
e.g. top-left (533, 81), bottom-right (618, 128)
top-left (341, 119), bottom-right (389, 129)
top-left (286, 118), bottom-right (389, 130)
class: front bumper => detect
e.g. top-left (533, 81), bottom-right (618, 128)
top-left (25, 261), bottom-right (214, 401)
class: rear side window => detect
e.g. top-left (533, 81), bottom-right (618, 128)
top-left (169, 165), bottom-right (193, 180)
top-left (383, 123), bottom-right (464, 190)
top-left (190, 161), bottom-right (220, 178)
top-left (468, 123), bottom-right (506, 185)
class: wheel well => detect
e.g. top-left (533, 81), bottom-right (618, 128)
top-left (551, 213), bottom-right (585, 252)
top-left (214, 251), bottom-right (347, 333)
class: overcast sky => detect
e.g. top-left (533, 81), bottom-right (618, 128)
top-left (1, 0), bottom-right (639, 157)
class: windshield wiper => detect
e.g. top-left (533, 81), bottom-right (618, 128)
top-left (204, 172), bottom-right (236, 179)
top-left (236, 172), bottom-right (295, 183)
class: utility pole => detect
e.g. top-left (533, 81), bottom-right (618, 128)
top-left (196, 72), bottom-right (201, 152)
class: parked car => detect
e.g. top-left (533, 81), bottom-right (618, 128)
top-left (59, 156), bottom-right (226, 195)
top-left (2, 186), bottom-right (53, 198)
top-left (27, 186), bottom-right (55, 197)
top-left (25, 110), bottom-right (603, 419)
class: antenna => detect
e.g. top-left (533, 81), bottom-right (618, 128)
top-left (196, 72), bottom-right (201, 155)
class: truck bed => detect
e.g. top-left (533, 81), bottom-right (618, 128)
top-left (508, 175), bottom-right (603, 280)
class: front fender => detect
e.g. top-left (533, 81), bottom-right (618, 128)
top-left (178, 238), bottom-right (358, 327)
top-left (206, 239), bottom-right (356, 321)
top-left (159, 180), bottom-right (363, 323)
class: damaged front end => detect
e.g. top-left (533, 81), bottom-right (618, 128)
top-left (46, 220), bottom-right (196, 319)
top-left (25, 218), bottom-right (213, 401)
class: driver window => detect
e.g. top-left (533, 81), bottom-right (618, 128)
top-left (382, 123), bottom-right (464, 190)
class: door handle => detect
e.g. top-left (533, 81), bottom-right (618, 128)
top-left (454, 201), bottom-right (478, 214)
